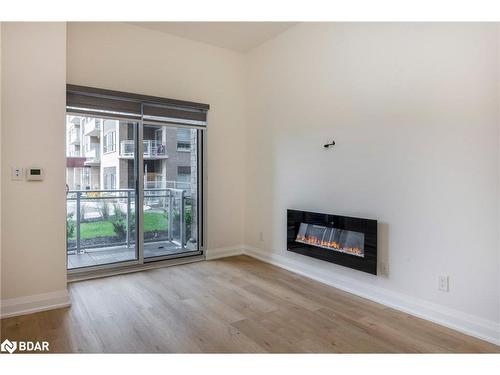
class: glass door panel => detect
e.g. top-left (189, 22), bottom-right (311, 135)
top-left (143, 124), bottom-right (199, 260)
top-left (66, 115), bottom-right (202, 271)
top-left (66, 115), bottom-right (139, 270)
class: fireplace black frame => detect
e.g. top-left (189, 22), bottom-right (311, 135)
top-left (287, 209), bottom-right (377, 275)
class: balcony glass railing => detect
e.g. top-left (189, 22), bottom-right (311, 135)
top-left (85, 145), bottom-right (100, 158)
top-left (84, 148), bottom-right (101, 166)
top-left (120, 140), bottom-right (167, 158)
top-left (145, 181), bottom-right (191, 191)
top-left (66, 189), bottom-right (191, 261)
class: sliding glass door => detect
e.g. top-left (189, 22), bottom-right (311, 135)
top-left (66, 116), bottom-right (139, 269)
top-left (65, 85), bottom-right (207, 273)
top-left (142, 124), bottom-right (200, 260)
top-left (66, 117), bottom-right (204, 271)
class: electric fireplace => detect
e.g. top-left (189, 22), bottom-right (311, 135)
top-left (287, 209), bottom-right (377, 274)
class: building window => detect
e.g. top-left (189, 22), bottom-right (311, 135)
top-left (177, 166), bottom-right (191, 188)
top-left (103, 131), bottom-right (116, 153)
top-left (82, 168), bottom-right (92, 190)
top-left (84, 136), bottom-right (92, 152)
top-left (176, 128), bottom-right (191, 151)
top-left (103, 167), bottom-right (116, 190)
top-left (68, 144), bottom-right (80, 157)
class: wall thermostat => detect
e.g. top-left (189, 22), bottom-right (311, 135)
top-left (26, 167), bottom-right (44, 181)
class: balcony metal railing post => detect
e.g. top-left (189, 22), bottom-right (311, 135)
top-left (76, 191), bottom-right (82, 254)
top-left (180, 190), bottom-right (185, 250)
top-left (168, 190), bottom-right (173, 241)
top-left (126, 190), bottom-right (131, 248)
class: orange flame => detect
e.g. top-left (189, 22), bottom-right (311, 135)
top-left (296, 234), bottom-right (363, 256)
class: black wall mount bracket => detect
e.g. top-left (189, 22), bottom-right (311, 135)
top-left (323, 139), bottom-right (336, 148)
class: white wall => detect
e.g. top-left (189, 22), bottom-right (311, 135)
top-left (498, 24), bottom-right (500, 343)
top-left (244, 23), bottom-right (500, 342)
top-left (497, 23), bottom-right (500, 342)
top-left (67, 22), bottom-right (247, 252)
top-left (1, 23), bottom-right (69, 312)
top-left (0, 23), bottom-right (3, 302)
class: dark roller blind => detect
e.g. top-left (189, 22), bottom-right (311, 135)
top-left (142, 104), bottom-right (207, 125)
top-left (66, 84), bottom-right (209, 125)
top-left (66, 91), bottom-right (142, 118)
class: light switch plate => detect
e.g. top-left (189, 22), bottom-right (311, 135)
top-left (11, 167), bottom-right (24, 181)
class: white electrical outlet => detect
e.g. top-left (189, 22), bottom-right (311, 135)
top-left (259, 232), bottom-right (264, 241)
top-left (11, 167), bottom-right (24, 181)
top-left (380, 262), bottom-right (389, 276)
top-left (438, 275), bottom-right (449, 292)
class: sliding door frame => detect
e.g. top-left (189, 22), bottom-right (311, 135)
top-left (141, 121), bottom-right (206, 263)
top-left (137, 116), bottom-right (145, 264)
top-left (67, 114), bottom-right (207, 275)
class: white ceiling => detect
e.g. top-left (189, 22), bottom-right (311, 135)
top-left (128, 22), bottom-right (296, 52)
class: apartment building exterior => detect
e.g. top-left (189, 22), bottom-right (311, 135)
top-left (65, 115), bottom-right (194, 191)
top-left (66, 116), bottom-right (101, 190)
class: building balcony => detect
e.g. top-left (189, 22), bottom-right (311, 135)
top-left (84, 146), bottom-right (101, 166)
top-left (69, 130), bottom-right (80, 144)
top-left (119, 140), bottom-right (168, 159)
top-left (83, 118), bottom-right (101, 137)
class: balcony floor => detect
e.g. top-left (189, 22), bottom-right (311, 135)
top-left (68, 241), bottom-right (197, 269)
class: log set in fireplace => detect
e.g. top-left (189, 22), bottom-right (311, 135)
top-left (287, 209), bottom-right (377, 275)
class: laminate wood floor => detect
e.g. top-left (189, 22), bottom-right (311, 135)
top-left (1, 255), bottom-right (499, 353)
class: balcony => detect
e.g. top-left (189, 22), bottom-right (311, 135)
top-left (66, 188), bottom-right (194, 269)
top-left (120, 140), bottom-right (167, 159)
top-left (69, 130), bottom-right (80, 144)
top-left (84, 145), bottom-right (100, 166)
top-left (83, 118), bottom-right (101, 137)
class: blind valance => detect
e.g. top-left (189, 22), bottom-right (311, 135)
top-left (66, 84), bottom-right (209, 126)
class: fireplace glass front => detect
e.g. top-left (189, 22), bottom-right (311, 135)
top-left (295, 223), bottom-right (365, 257)
top-left (287, 209), bottom-right (377, 274)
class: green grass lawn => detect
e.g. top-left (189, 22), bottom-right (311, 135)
top-left (69, 211), bottom-right (168, 240)
top-left (144, 211), bottom-right (168, 232)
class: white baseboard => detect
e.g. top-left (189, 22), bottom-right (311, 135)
top-left (205, 245), bottom-right (245, 260)
top-left (1, 290), bottom-right (71, 319)
top-left (242, 245), bottom-right (500, 346)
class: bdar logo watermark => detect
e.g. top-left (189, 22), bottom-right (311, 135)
top-left (1, 339), bottom-right (49, 354)
top-left (1, 339), bottom-right (17, 354)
